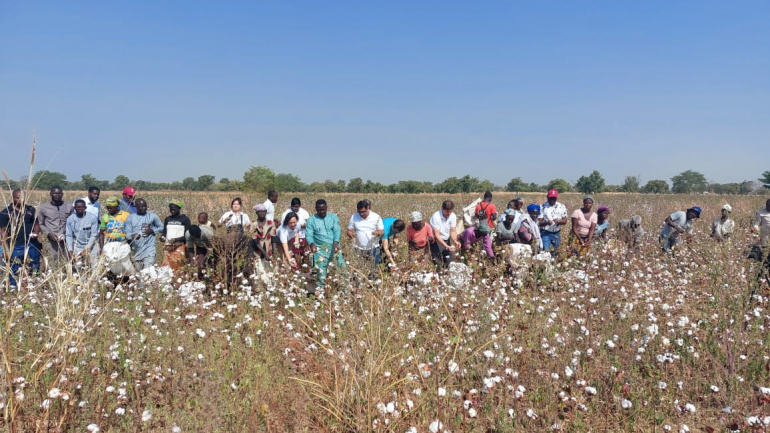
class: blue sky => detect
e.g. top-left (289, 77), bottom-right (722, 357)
top-left (1, 1), bottom-right (768, 187)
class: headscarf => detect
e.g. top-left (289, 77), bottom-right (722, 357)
top-left (527, 204), bottom-right (541, 215)
top-left (583, 196), bottom-right (594, 204)
top-left (105, 196), bottom-right (120, 207)
top-left (253, 203), bottom-right (267, 212)
top-left (597, 205), bottom-right (610, 213)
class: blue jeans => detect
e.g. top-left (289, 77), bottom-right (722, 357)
top-left (8, 243), bottom-right (41, 287)
top-left (540, 230), bottom-right (561, 256)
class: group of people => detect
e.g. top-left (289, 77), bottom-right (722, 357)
top-left (3, 184), bottom-right (770, 289)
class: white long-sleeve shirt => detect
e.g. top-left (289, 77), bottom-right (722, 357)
top-left (754, 208), bottom-right (770, 246)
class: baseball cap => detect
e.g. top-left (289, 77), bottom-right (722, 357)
top-left (410, 211), bottom-right (423, 222)
top-left (547, 189), bottom-right (559, 198)
top-left (123, 186), bottom-right (136, 196)
top-left (688, 206), bottom-right (702, 217)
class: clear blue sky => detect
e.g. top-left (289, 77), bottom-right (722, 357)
top-left (1, 1), bottom-right (768, 187)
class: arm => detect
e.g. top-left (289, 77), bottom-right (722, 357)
top-left (65, 218), bottom-right (75, 252)
top-left (382, 238), bottom-right (395, 266)
top-left (585, 223), bottom-right (596, 245)
top-left (571, 217), bottom-right (580, 239)
top-left (665, 215), bottom-right (684, 233)
top-left (150, 215), bottom-right (164, 236)
top-left (306, 218), bottom-right (317, 253)
top-left (752, 212), bottom-right (761, 233)
top-left (449, 226), bottom-right (460, 249)
top-left (483, 234), bottom-right (494, 258)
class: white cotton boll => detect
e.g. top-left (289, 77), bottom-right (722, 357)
top-left (429, 420), bottom-right (443, 433)
top-left (48, 388), bottom-right (61, 399)
top-left (658, 381), bottom-right (667, 390)
top-left (710, 385), bottom-right (719, 393)
top-left (526, 408), bottom-right (538, 419)
top-left (86, 425), bottom-right (100, 432)
top-left (437, 387), bottom-right (446, 397)
top-left (115, 407), bottom-right (125, 415)
top-left (406, 427), bottom-right (418, 433)
top-left (508, 408), bottom-right (515, 417)
top-left (468, 407), bottom-right (477, 418)
top-left (483, 350), bottom-right (495, 359)
top-left (760, 387), bottom-right (770, 395)
top-left (679, 425), bottom-right (689, 433)
top-left (684, 403), bottom-right (696, 413)
top-left (584, 386), bottom-right (596, 395)
top-left (142, 409), bottom-right (152, 422)
top-left (605, 340), bottom-right (615, 349)
top-left (40, 399), bottom-right (52, 409)
top-left (621, 399), bottom-right (632, 409)
top-left (565, 366), bottom-right (574, 378)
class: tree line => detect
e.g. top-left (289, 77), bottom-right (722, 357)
top-left (9, 168), bottom-right (769, 195)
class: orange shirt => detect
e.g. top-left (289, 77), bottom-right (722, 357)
top-left (407, 224), bottom-right (433, 248)
top-left (475, 202), bottom-right (497, 228)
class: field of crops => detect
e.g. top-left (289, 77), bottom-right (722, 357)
top-left (2, 191), bottom-right (770, 432)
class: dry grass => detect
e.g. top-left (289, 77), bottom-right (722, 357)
top-left (1, 190), bottom-right (769, 432)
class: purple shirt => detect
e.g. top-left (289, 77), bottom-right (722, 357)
top-left (460, 226), bottom-right (494, 257)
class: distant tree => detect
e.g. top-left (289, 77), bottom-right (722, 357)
top-left (506, 177), bottom-right (530, 192)
top-left (79, 174), bottom-right (109, 191)
top-left (308, 182), bottom-right (326, 193)
top-left (112, 175), bottom-right (131, 190)
top-left (181, 177), bottom-right (197, 190)
top-left (546, 178), bottom-right (571, 193)
top-left (478, 180), bottom-right (495, 193)
top-left (30, 170), bottom-right (68, 190)
top-left (363, 180), bottom-right (386, 193)
top-left (347, 177), bottom-right (364, 193)
top-left (435, 177), bottom-right (461, 194)
top-left (620, 175), bottom-right (641, 193)
top-left (760, 171), bottom-right (770, 185)
top-left (275, 173), bottom-right (305, 192)
top-left (197, 175), bottom-right (215, 191)
top-left (242, 166), bottom-right (276, 194)
top-left (671, 170), bottom-right (708, 194)
top-left (641, 179), bottom-right (669, 194)
top-left (574, 170), bottom-right (605, 194)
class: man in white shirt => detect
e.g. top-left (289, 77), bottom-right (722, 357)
top-left (347, 199), bottom-right (384, 267)
top-left (430, 200), bottom-right (461, 268)
top-left (76, 186), bottom-right (101, 218)
top-left (660, 206), bottom-right (701, 252)
top-left (538, 189), bottom-right (568, 257)
top-left (752, 198), bottom-right (770, 247)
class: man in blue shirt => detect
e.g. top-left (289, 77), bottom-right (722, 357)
top-left (305, 199), bottom-right (346, 291)
top-left (65, 199), bottom-right (100, 263)
top-left (381, 217), bottom-right (405, 270)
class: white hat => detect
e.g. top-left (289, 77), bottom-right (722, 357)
top-left (722, 204), bottom-right (732, 213)
top-left (410, 211), bottom-right (423, 222)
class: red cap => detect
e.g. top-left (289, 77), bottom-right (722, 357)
top-left (547, 189), bottom-right (559, 198)
top-left (123, 186), bottom-right (136, 195)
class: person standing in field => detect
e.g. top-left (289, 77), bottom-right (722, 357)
top-left (120, 186), bottom-right (137, 214)
top-left (617, 215), bottom-right (644, 249)
top-left (218, 197), bottom-right (251, 233)
top-left (263, 190), bottom-right (280, 251)
top-left (278, 212), bottom-right (303, 271)
top-left (76, 186), bottom-right (101, 218)
top-left (495, 211), bottom-right (519, 245)
top-left (569, 196), bottom-right (597, 257)
top-left (306, 199), bottom-right (346, 289)
top-left (406, 211), bottom-right (433, 264)
top-left (65, 199), bottom-right (99, 264)
top-left (0, 189), bottom-right (42, 287)
top-left (162, 200), bottom-right (191, 270)
top-left (659, 206), bottom-right (701, 252)
top-left (250, 203), bottom-right (275, 262)
top-left (711, 204), bottom-right (735, 242)
top-left (539, 189), bottom-right (568, 257)
top-left (475, 191), bottom-right (498, 230)
top-left (430, 200), bottom-right (461, 268)
top-left (381, 217), bottom-right (406, 270)
top-left (347, 200), bottom-right (385, 275)
top-left (593, 205), bottom-right (611, 241)
top-left (99, 196), bottom-right (130, 247)
top-left (752, 199), bottom-right (770, 246)
top-left (36, 186), bottom-right (73, 263)
top-left (125, 198), bottom-right (163, 270)
top-left (518, 204), bottom-right (543, 253)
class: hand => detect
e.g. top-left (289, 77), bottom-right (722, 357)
top-left (47, 233), bottom-right (58, 242)
top-left (310, 244), bottom-right (318, 253)
top-left (333, 242), bottom-right (340, 254)
top-left (293, 241), bottom-right (301, 249)
top-left (131, 234), bottom-right (141, 241)
top-left (751, 227), bottom-right (759, 234)
top-left (143, 227), bottom-right (154, 236)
